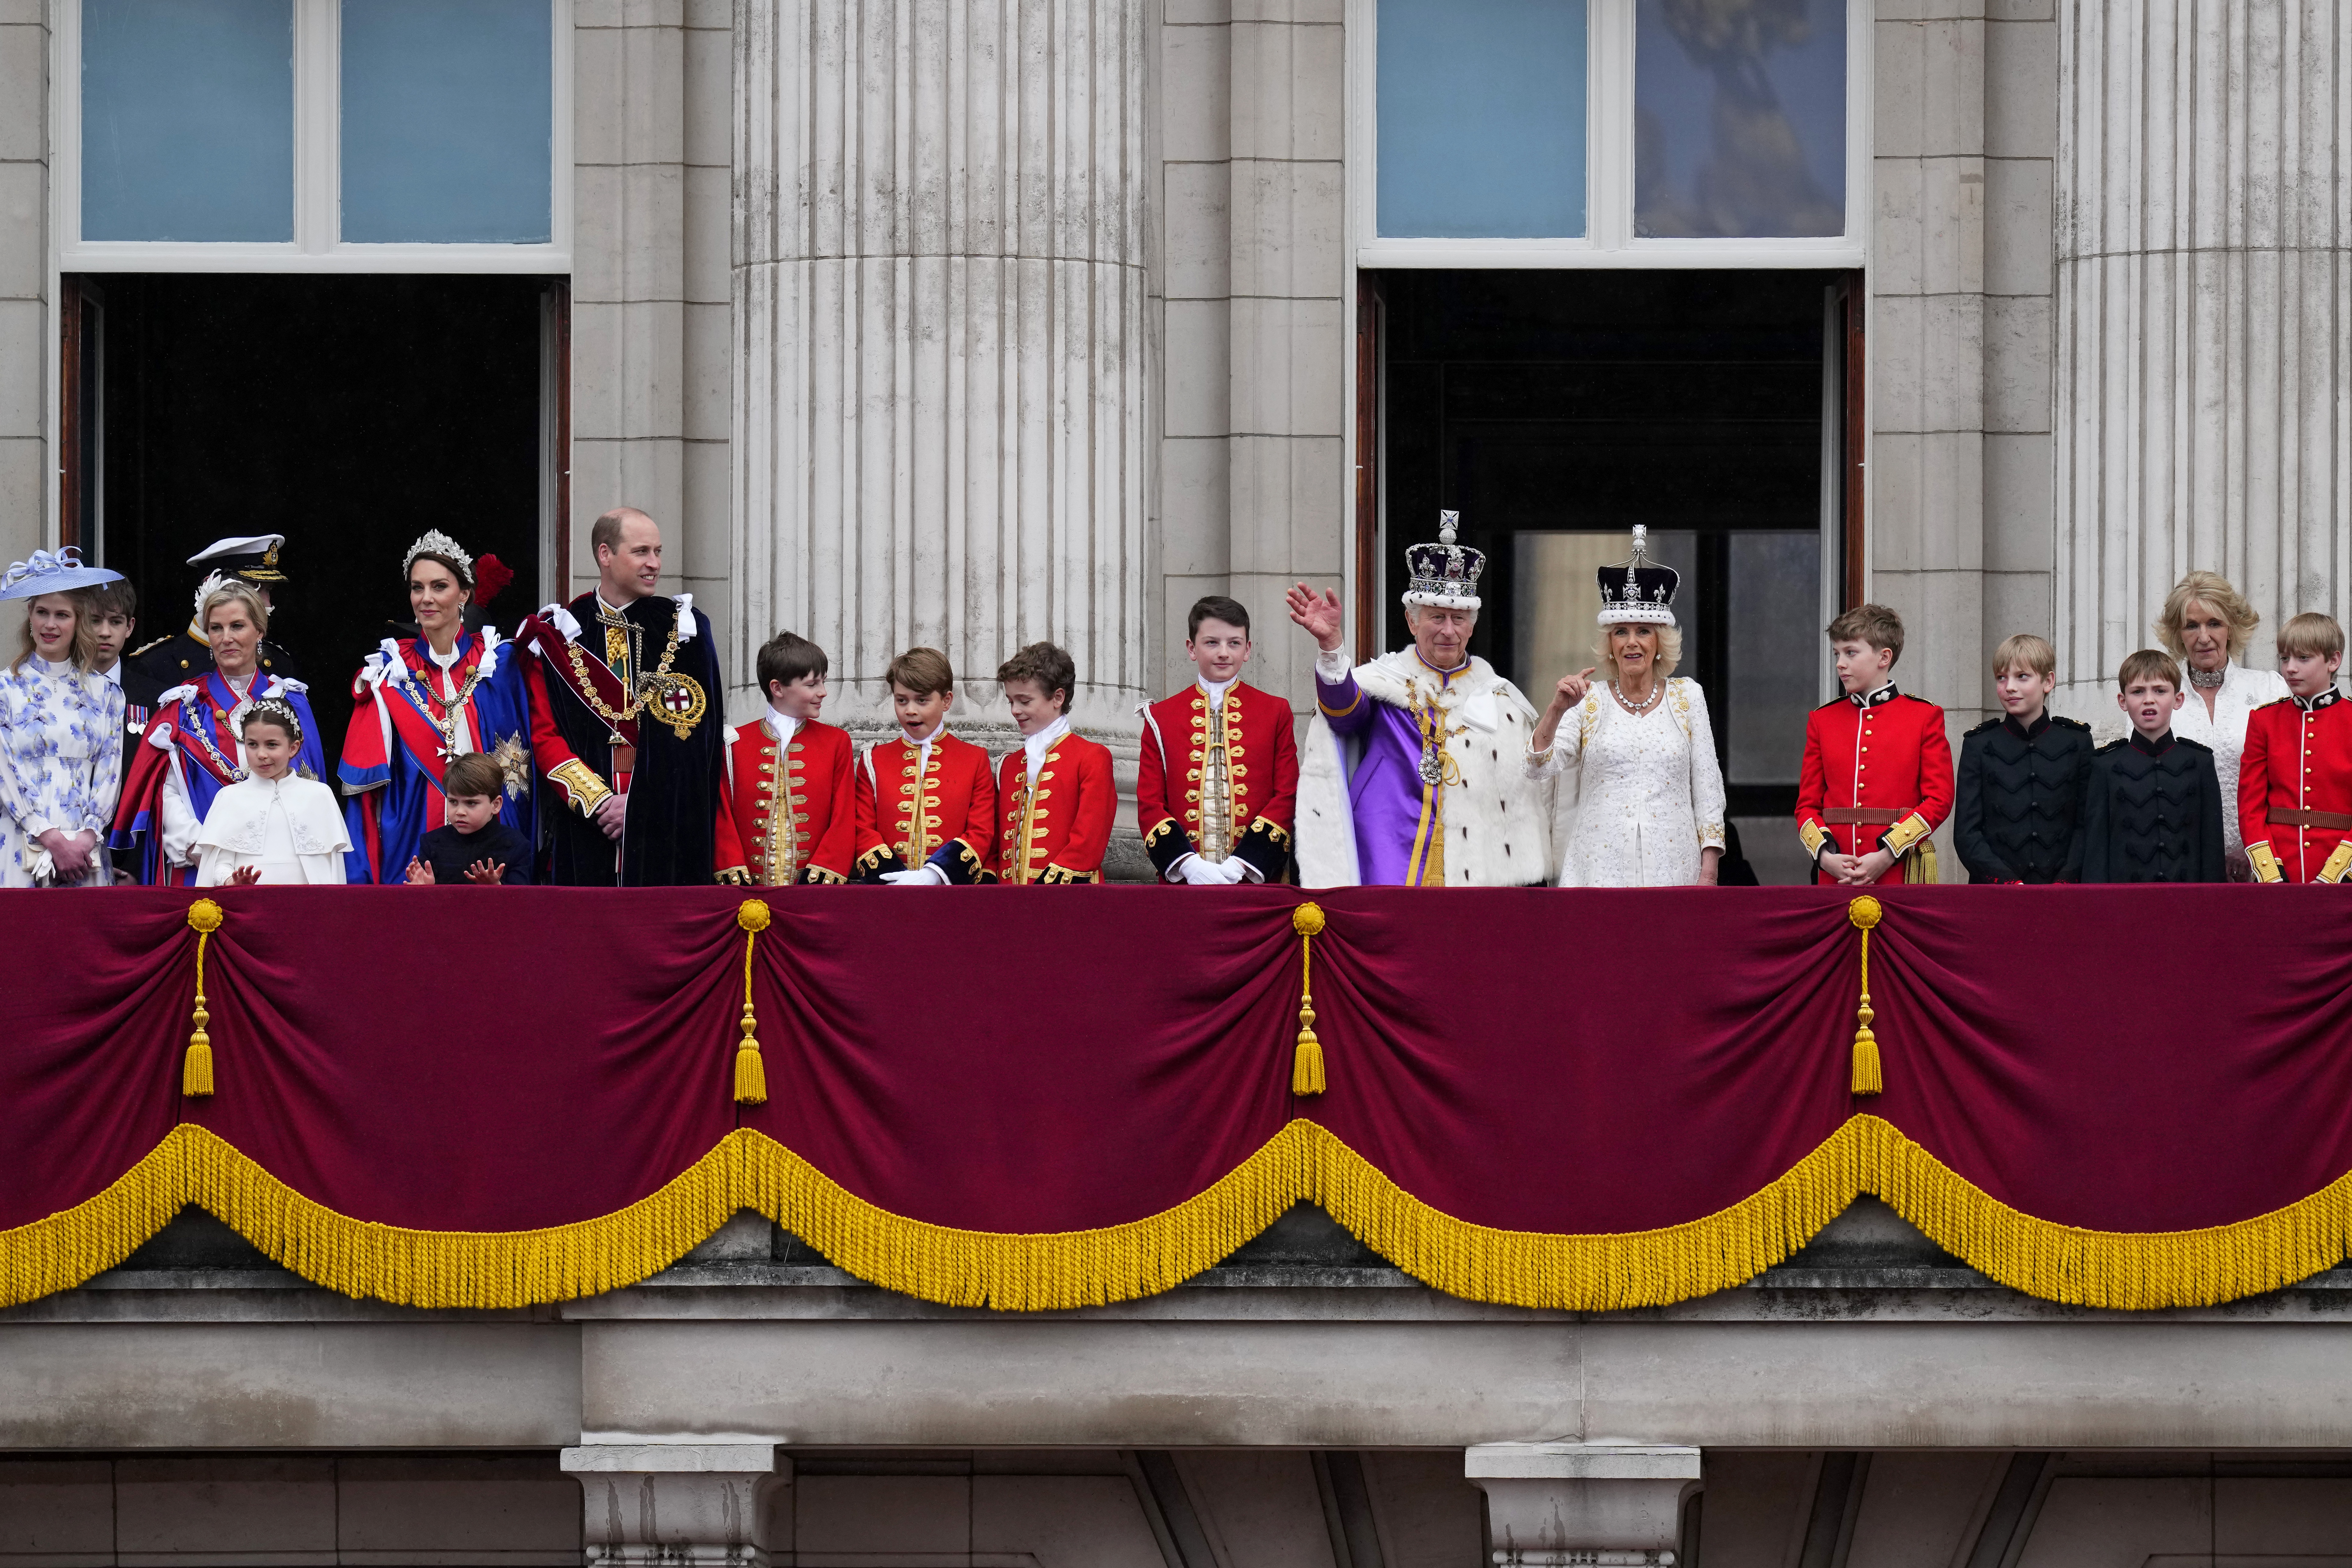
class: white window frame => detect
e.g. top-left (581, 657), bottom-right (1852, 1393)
top-left (55, 0), bottom-right (572, 274)
top-left (1348, 0), bottom-right (1868, 270)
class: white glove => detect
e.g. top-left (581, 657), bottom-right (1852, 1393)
top-left (1210, 856), bottom-right (1250, 884)
top-left (881, 865), bottom-right (949, 886)
top-left (1177, 855), bottom-right (1225, 885)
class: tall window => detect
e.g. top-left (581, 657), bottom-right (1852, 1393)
top-left (1359, 0), bottom-right (1861, 264)
top-left (66, 0), bottom-right (568, 268)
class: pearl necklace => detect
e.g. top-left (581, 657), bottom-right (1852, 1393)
top-left (1613, 679), bottom-right (1663, 715)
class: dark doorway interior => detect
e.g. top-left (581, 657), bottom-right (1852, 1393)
top-left (74, 273), bottom-right (554, 764)
top-left (1376, 268), bottom-right (1837, 821)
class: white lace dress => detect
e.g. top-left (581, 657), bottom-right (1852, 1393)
top-left (2169, 660), bottom-right (2290, 863)
top-left (0, 655), bottom-right (125, 887)
top-left (1528, 677), bottom-right (1728, 888)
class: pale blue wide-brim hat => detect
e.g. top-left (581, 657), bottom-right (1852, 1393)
top-left (0, 547), bottom-right (125, 601)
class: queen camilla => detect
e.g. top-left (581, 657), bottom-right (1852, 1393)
top-left (1525, 528), bottom-right (1727, 887)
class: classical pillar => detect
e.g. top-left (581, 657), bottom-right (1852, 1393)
top-left (560, 1437), bottom-right (788, 1566)
top-left (1465, 1443), bottom-right (1702, 1566)
top-left (733, 0), bottom-right (1152, 743)
top-left (2052, 0), bottom-right (2352, 710)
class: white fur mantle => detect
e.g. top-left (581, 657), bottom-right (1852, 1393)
top-left (1294, 651), bottom-right (1557, 887)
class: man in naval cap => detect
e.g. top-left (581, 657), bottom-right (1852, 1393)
top-left (128, 534), bottom-right (303, 702)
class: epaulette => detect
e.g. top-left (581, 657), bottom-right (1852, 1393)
top-left (2254, 695), bottom-right (2300, 712)
top-left (1962, 716), bottom-right (2001, 737)
top-left (129, 634), bottom-right (176, 657)
top-left (2094, 736), bottom-right (2131, 753)
top-left (2173, 735), bottom-right (2214, 753)
top-left (2051, 715), bottom-right (2091, 730)
top-left (1813, 694), bottom-right (1849, 711)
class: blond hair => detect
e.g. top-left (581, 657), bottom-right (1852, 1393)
top-left (10, 593), bottom-right (94, 673)
top-left (1592, 621), bottom-right (1684, 681)
top-left (2155, 571), bottom-right (2259, 661)
top-left (1992, 633), bottom-right (2055, 680)
top-left (2277, 612), bottom-right (2345, 661)
top-left (198, 578), bottom-right (270, 638)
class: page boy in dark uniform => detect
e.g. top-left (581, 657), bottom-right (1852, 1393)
top-left (713, 630), bottom-right (857, 885)
top-left (1954, 632), bottom-right (2094, 882)
top-left (129, 534), bottom-right (303, 690)
top-left (2240, 612), bottom-right (2352, 885)
top-left (1137, 596), bottom-right (1299, 885)
top-left (517, 507), bottom-right (724, 886)
top-left (2081, 649), bottom-right (2225, 883)
top-left (1796, 604), bottom-right (1954, 885)
top-left (853, 647), bottom-right (997, 884)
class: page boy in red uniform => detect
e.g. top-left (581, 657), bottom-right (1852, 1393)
top-left (1138, 595), bottom-right (1300, 885)
top-left (2240, 612), bottom-right (2352, 884)
top-left (995, 641), bottom-right (1116, 885)
top-left (714, 631), bottom-right (855, 885)
top-left (1797, 603), bottom-right (1954, 885)
top-left (852, 646), bottom-right (997, 884)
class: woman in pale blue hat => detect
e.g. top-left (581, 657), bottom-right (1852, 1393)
top-left (0, 548), bottom-right (128, 886)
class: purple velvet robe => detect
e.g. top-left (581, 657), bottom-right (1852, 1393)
top-left (1315, 661), bottom-right (1467, 886)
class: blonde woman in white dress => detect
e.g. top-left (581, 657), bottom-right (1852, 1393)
top-left (1525, 529), bottom-right (1727, 887)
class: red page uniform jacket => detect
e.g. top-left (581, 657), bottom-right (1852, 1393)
top-left (1796, 683), bottom-right (1954, 885)
top-left (997, 726), bottom-right (1116, 885)
top-left (1137, 680), bottom-right (1299, 881)
top-left (852, 729), bottom-right (997, 883)
top-left (713, 714), bottom-right (856, 885)
top-left (2239, 689), bottom-right (2352, 883)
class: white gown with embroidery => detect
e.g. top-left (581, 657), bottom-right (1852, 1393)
top-left (192, 774), bottom-right (351, 886)
top-left (1528, 677), bottom-right (1728, 888)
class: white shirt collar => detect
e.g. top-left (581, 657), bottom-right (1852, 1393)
top-left (99, 660), bottom-right (121, 686)
top-left (1199, 676), bottom-right (1233, 706)
top-left (427, 641), bottom-right (463, 670)
top-left (1022, 716), bottom-right (1072, 781)
top-left (764, 704), bottom-right (803, 745)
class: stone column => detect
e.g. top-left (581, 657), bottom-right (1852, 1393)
top-left (1464, 1443), bottom-right (1701, 1566)
top-left (733, 0), bottom-right (1153, 743)
top-left (560, 1436), bottom-right (788, 1566)
top-left (2052, 0), bottom-right (2352, 712)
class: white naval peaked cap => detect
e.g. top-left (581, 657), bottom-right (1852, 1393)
top-left (186, 534), bottom-right (286, 566)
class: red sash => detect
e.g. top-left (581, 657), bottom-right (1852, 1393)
top-left (519, 614), bottom-right (639, 746)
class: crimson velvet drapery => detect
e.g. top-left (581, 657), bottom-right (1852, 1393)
top-left (6, 885), bottom-right (2352, 1311)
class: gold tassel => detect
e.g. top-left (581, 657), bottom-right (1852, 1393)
top-left (1291, 902), bottom-right (1327, 1096)
top-left (734, 899), bottom-right (772, 1106)
top-left (1847, 895), bottom-right (1882, 1096)
top-left (183, 899), bottom-right (224, 1098)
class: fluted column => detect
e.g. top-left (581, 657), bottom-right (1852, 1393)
top-left (733, 0), bottom-right (1152, 740)
top-left (2053, 0), bottom-right (2352, 708)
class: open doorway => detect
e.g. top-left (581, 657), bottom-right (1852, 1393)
top-left (1368, 269), bottom-right (1847, 882)
top-left (63, 273), bottom-right (563, 760)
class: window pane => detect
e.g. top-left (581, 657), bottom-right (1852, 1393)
top-left (1725, 530), bottom-right (1821, 783)
top-left (1634, 0), bottom-right (1845, 239)
top-left (340, 0), bottom-right (552, 243)
top-left (82, 0), bottom-right (293, 242)
top-left (1378, 0), bottom-right (1587, 239)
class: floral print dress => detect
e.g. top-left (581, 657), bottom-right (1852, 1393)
top-left (0, 656), bottom-right (126, 887)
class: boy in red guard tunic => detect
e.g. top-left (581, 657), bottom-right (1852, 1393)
top-left (1138, 595), bottom-right (1299, 884)
top-left (714, 631), bottom-right (856, 885)
top-left (2240, 613), bottom-right (2352, 884)
top-left (852, 647), bottom-right (996, 884)
top-left (1797, 604), bottom-right (1954, 885)
top-left (995, 642), bottom-right (1115, 884)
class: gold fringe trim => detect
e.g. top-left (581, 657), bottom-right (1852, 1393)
top-left (1856, 1114), bottom-right (2352, 1310)
top-left (11, 1118), bottom-right (2352, 1312)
